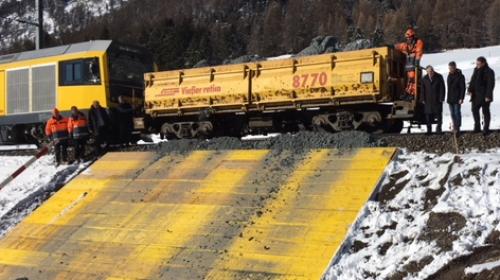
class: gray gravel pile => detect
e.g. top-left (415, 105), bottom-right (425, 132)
top-left (131, 131), bottom-right (377, 155)
top-left (377, 131), bottom-right (500, 153)
top-left (119, 130), bottom-right (500, 155)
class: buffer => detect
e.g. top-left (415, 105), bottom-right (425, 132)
top-left (0, 148), bottom-right (396, 279)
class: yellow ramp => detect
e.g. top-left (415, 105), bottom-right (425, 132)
top-left (0, 148), bottom-right (395, 280)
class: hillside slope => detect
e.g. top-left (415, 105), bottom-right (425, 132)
top-left (326, 150), bottom-right (500, 280)
top-left (2, 0), bottom-right (500, 70)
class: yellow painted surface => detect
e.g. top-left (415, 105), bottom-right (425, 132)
top-left (145, 47), bottom-right (393, 115)
top-left (0, 148), bottom-right (395, 279)
top-left (0, 70), bottom-right (4, 116)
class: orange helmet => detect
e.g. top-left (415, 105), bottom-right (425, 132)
top-left (405, 28), bottom-right (416, 38)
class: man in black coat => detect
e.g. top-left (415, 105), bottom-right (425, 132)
top-left (116, 95), bottom-right (134, 146)
top-left (468, 56), bottom-right (495, 135)
top-left (447, 61), bottom-right (466, 134)
top-left (420, 65), bottom-right (446, 134)
top-left (88, 100), bottom-right (110, 155)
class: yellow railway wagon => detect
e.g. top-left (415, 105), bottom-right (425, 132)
top-left (0, 40), bottom-right (153, 144)
top-left (251, 47), bottom-right (390, 108)
top-left (145, 47), bottom-right (414, 139)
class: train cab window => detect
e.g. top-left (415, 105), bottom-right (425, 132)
top-left (60, 58), bottom-right (101, 86)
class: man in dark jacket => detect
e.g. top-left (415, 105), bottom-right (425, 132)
top-left (116, 96), bottom-right (134, 146)
top-left (420, 65), bottom-right (446, 134)
top-left (88, 100), bottom-right (110, 155)
top-left (468, 56), bottom-right (495, 135)
top-left (447, 61), bottom-right (466, 134)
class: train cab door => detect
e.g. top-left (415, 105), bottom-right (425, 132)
top-left (0, 70), bottom-right (5, 116)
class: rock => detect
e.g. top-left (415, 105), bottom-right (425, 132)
top-left (297, 36), bottom-right (340, 56)
top-left (192, 59), bottom-right (209, 68)
top-left (343, 39), bottom-right (373, 51)
top-left (223, 54), bottom-right (262, 65)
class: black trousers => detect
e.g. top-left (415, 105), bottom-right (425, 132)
top-left (93, 127), bottom-right (108, 155)
top-left (54, 140), bottom-right (68, 164)
top-left (425, 113), bottom-right (443, 133)
top-left (472, 102), bottom-right (491, 131)
top-left (119, 124), bottom-right (132, 145)
top-left (73, 138), bottom-right (87, 160)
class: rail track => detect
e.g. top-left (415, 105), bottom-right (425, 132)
top-left (1, 130), bottom-right (499, 157)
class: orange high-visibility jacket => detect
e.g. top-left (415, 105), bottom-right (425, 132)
top-left (45, 116), bottom-right (70, 140)
top-left (68, 113), bottom-right (90, 139)
top-left (395, 38), bottom-right (424, 60)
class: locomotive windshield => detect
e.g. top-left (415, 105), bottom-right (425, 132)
top-left (107, 44), bottom-right (153, 85)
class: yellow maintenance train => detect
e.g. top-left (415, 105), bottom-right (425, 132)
top-left (0, 40), bottom-right (152, 144)
top-left (0, 42), bottom-right (423, 144)
top-left (144, 46), bottom-right (422, 139)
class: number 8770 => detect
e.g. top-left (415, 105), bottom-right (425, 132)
top-left (292, 72), bottom-right (328, 88)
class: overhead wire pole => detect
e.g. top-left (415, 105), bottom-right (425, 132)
top-left (2, 0), bottom-right (44, 49)
top-left (36, 0), bottom-right (43, 50)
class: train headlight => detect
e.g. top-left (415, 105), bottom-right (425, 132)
top-left (360, 72), bottom-right (374, 84)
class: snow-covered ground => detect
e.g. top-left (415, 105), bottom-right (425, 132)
top-left (0, 144), bottom-right (37, 151)
top-left (0, 156), bottom-right (88, 237)
top-left (326, 150), bottom-right (500, 279)
top-left (417, 46), bottom-right (500, 132)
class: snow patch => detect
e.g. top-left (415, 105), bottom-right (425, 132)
top-left (326, 150), bottom-right (500, 280)
top-left (465, 259), bottom-right (500, 274)
top-left (0, 155), bottom-right (89, 237)
top-left (411, 45), bottom-right (500, 132)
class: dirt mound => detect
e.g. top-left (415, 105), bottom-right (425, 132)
top-left (420, 212), bottom-right (467, 252)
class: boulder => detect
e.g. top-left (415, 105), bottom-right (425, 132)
top-left (223, 54), bottom-right (262, 65)
top-left (343, 39), bottom-right (373, 51)
top-left (297, 36), bottom-right (340, 56)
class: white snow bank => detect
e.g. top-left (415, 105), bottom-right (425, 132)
top-left (465, 259), bottom-right (500, 275)
top-left (326, 150), bottom-right (500, 280)
top-left (415, 45), bottom-right (500, 132)
top-left (0, 156), bottom-right (89, 237)
top-left (0, 145), bottom-right (37, 151)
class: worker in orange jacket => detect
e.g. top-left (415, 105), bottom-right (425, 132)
top-left (45, 108), bottom-right (69, 165)
top-left (68, 106), bottom-right (90, 162)
top-left (395, 28), bottom-right (425, 99)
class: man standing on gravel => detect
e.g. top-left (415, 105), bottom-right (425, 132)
top-left (88, 100), bottom-right (110, 156)
top-left (468, 56), bottom-right (495, 135)
top-left (421, 65), bottom-right (446, 135)
top-left (447, 62), bottom-right (466, 135)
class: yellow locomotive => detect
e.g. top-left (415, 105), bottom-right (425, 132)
top-left (144, 47), bottom-right (421, 139)
top-left (0, 40), bottom-right (153, 144)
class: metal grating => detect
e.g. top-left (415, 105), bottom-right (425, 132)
top-left (32, 65), bottom-right (56, 112)
top-left (7, 69), bottom-right (30, 114)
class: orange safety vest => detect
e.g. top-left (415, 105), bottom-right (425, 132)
top-left (45, 116), bottom-right (69, 140)
top-left (68, 113), bottom-right (89, 139)
top-left (395, 38), bottom-right (424, 60)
